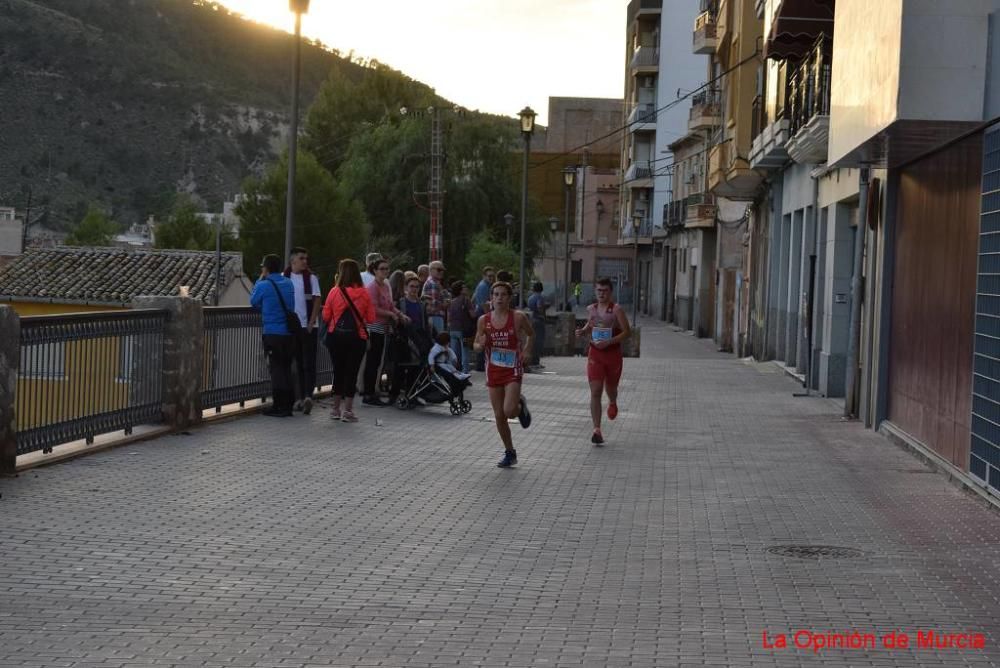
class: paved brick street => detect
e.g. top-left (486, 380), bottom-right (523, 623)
top-left (2, 319), bottom-right (1000, 667)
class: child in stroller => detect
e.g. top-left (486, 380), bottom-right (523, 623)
top-left (393, 326), bottom-right (472, 415)
top-left (428, 331), bottom-right (472, 392)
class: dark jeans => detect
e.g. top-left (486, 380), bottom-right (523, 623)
top-left (531, 319), bottom-right (546, 365)
top-left (291, 328), bottom-right (318, 400)
top-left (363, 330), bottom-right (387, 397)
top-left (327, 330), bottom-right (366, 398)
top-left (262, 334), bottom-right (294, 409)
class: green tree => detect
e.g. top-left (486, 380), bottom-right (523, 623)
top-left (64, 205), bottom-right (117, 246)
top-left (236, 149), bottom-right (366, 283)
top-left (303, 65), bottom-right (436, 176)
top-left (154, 195), bottom-right (236, 251)
top-left (336, 118), bottom-right (429, 258)
top-left (463, 230), bottom-right (520, 288)
top-left (366, 233), bottom-right (415, 272)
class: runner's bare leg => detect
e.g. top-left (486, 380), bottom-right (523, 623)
top-left (490, 385), bottom-right (513, 450)
top-left (590, 379), bottom-right (604, 431)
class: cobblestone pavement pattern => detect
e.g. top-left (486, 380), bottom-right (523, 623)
top-left (2, 319), bottom-right (1000, 667)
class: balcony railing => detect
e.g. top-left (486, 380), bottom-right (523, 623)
top-left (787, 34), bottom-right (831, 136)
top-left (630, 45), bottom-right (659, 69)
top-left (692, 8), bottom-right (718, 54)
top-left (751, 94), bottom-right (765, 140)
top-left (691, 89), bottom-right (720, 111)
top-left (624, 160), bottom-right (653, 182)
top-left (689, 89), bottom-right (721, 130)
top-left (14, 310), bottom-right (167, 456)
top-left (627, 103), bottom-right (657, 127)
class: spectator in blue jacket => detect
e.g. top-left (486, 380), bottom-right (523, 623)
top-left (250, 254), bottom-right (296, 417)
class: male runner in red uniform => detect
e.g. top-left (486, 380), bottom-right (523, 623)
top-left (473, 281), bottom-right (534, 467)
top-left (575, 277), bottom-right (631, 445)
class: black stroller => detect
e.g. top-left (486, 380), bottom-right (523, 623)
top-left (392, 323), bottom-right (472, 415)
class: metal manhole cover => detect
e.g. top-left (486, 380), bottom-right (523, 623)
top-left (767, 545), bottom-right (866, 560)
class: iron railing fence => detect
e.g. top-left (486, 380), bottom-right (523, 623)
top-left (788, 34), bottom-right (831, 135)
top-left (15, 309), bottom-right (167, 455)
top-left (315, 328), bottom-right (332, 389)
top-left (201, 307), bottom-right (332, 412)
top-left (202, 307), bottom-right (270, 411)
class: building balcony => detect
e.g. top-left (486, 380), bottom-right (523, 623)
top-left (749, 111), bottom-right (791, 171)
top-left (630, 45), bottom-right (659, 73)
top-left (627, 103), bottom-right (657, 133)
top-left (685, 193), bottom-right (717, 229)
top-left (689, 89), bottom-right (721, 132)
top-left (692, 9), bottom-right (718, 54)
top-left (708, 141), bottom-right (763, 201)
top-left (784, 36), bottom-right (831, 164)
top-left (623, 161), bottom-right (653, 188)
top-left (622, 216), bottom-right (656, 244)
top-left (627, 0), bottom-right (662, 25)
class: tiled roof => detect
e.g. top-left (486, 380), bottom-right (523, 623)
top-left (0, 246), bottom-right (245, 306)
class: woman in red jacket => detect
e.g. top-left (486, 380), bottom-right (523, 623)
top-left (322, 259), bottom-right (376, 422)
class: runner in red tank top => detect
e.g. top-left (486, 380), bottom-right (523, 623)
top-left (575, 277), bottom-right (632, 445)
top-left (473, 281), bottom-right (534, 467)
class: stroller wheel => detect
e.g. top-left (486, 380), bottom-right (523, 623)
top-left (461, 400), bottom-right (472, 414)
top-left (449, 403), bottom-right (461, 416)
top-left (395, 396), bottom-right (410, 410)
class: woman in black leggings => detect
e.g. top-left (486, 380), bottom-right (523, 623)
top-left (321, 259), bottom-right (375, 422)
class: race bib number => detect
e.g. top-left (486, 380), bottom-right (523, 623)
top-left (490, 348), bottom-right (517, 368)
top-left (592, 327), bottom-right (613, 343)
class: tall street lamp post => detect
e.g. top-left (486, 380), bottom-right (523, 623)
top-left (518, 106), bottom-right (536, 308)
top-left (632, 213), bottom-right (641, 324)
top-left (549, 216), bottom-right (559, 305)
top-left (283, 0), bottom-right (310, 263)
top-left (504, 212), bottom-right (514, 248)
top-left (561, 167), bottom-right (575, 311)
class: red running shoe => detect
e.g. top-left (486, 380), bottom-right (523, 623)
top-left (607, 402), bottom-right (618, 420)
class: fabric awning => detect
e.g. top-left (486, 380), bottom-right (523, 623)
top-left (765, 0), bottom-right (834, 61)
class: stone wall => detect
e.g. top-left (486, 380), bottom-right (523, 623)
top-left (0, 306), bottom-right (19, 475)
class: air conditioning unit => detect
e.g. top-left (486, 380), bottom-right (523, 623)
top-left (637, 190), bottom-right (649, 202)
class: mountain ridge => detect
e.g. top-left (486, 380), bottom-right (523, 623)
top-left (0, 0), bottom-right (437, 231)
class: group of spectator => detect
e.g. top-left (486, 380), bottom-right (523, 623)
top-left (249, 248), bottom-right (536, 422)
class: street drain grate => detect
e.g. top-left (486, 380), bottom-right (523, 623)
top-left (767, 545), bottom-right (866, 560)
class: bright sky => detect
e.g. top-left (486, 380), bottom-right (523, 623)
top-left (216, 0), bottom-right (625, 126)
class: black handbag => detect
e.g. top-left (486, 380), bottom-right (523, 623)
top-left (335, 287), bottom-right (366, 337)
top-left (267, 278), bottom-right (303, 335)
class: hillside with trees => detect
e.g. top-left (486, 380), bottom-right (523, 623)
top-left (0, 0), bottom-right (382, 228)
top-left (1, 0), bottom-right (550, 280)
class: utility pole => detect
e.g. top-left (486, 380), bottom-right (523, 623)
top-left (579, 147), bottom-right (590, 242)
top-left (283, 0), bottom-right (310, 264)
top-left (215, 215), bottom-right (222, 306)
top-left (20, 186), bottom-right (32, 252)
top-left (429, 107), bottom-right (443, 262)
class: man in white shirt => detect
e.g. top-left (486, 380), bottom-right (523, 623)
top-left (361, 252), bottom-right (383, 287)
top-left (284, 247), bottom-right (322, 414)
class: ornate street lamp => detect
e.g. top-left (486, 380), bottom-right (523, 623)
top-left (518, 106), bottom-right (536, 307)
top-left (504, 212), bottom-right (514, 248)
top-left (561, 166), bottom-right (575, 311)
top-left (283, 0), bottom-right (311, 263)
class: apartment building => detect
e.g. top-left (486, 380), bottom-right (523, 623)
top-left (620, 0), bottom-right (704, 318)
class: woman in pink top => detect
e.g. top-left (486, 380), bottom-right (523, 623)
top-left (322, 259), bottom-right (375, 422)
top-left (362, 258), bottom-right (410, 406)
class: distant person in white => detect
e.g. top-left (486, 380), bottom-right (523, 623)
top-left (284, 246), bottom-right (322, 414)
top-left (361, 252), bottom-right (383, 288)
